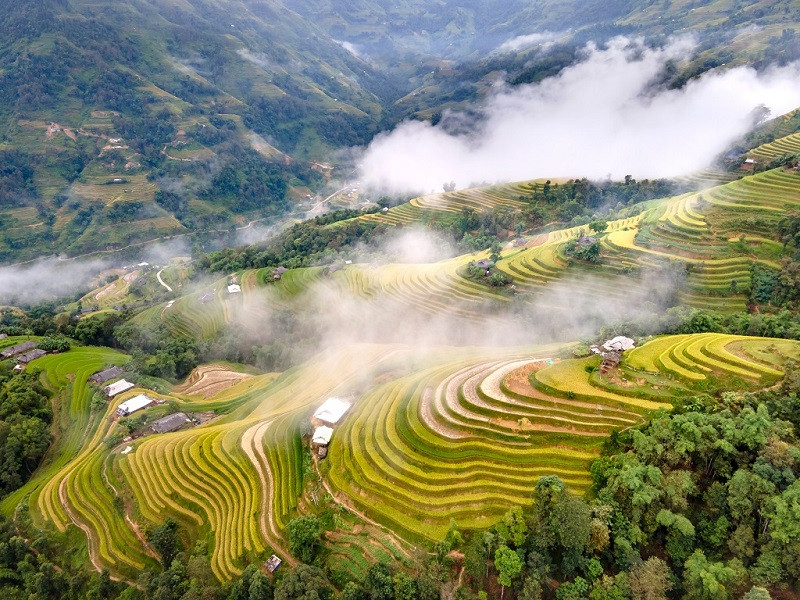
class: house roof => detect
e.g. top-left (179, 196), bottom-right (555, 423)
top-left (312, 426), bottom-right (333, 445)
top-left (602, 336), bottom-right (635, 352)
top-left (1, 341), bottom-right (36, 358)
top-left (227, 284), bottom-right (241, 294)
top-left (105, 379), bottom-right (135, 397)
top-left (265, 555), bottom-right (283, 573)
top-left (152, 412), bottom-right (188, 434)
top-left (313, 397), bottom-right (351, 425)
top-left (117, 394), bottom-right (154, 415)
top-left (17, 349), bottom-right (46, 364)
top-left (90, 366), bottom-right (124, 383)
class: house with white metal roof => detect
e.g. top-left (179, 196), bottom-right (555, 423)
top-left (104, 379), bottom-right (135, 398)
top-left (312, 426), bottom-right (333, 445)
top-left (116, 394), bottom-right (154, 417)
top-left (312, 397), bottom-right (351, 426)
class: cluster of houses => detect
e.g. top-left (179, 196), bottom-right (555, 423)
top-left (310, 397), bottom-right (352, 459)
top-left (90, 366), bottom-right (191, 434)
top-left (1, 341), bottom-right (48, 372)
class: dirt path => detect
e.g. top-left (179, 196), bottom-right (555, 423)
top-left (156, 269), bottom-right (173, 292)
top-left (241, 420), bottom-right (297, 565)
top-left (306, 183), bottom-right (353, 217)
top-left (58, 478), bottom-right (111, 577)
top-left (102, 453), bottom-right (159, 560)
top-left (315, 464), bottom-right (414, 559)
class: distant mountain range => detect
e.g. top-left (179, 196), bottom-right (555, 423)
top-left (0, 0), bottom-right (798, 263)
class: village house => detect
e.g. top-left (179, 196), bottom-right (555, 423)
top-left (104, 379), bottom-right (135, 398)
top-left (600, 351), bottom-right (622, 375)
top-left (1, 341), bottom-right (36, 359)
top-left (473, 258), bottom-right (493, 275)
top-left (311, 426), bottom-right (333, 458)
top-left (116, 394), bottom-right (155, 417)
top-left (273, 266), bottom-right (289, 281)
top-left (596, 336), bottom-right (635, 375)
top-left (602, 336), bottom-right (635, 352)
top-left (227, 284), bottom-right (242, 294)
top-left (312, 397), bottom-right (352, 427)
top-left (89, 366), bottom-right (125, 385)
top-left (151, 412), bottom-right (189, 434)
top-left (741, 158), bottom-right (757, 171)
top-left (16, 349), bottom-right (46, 365)
top-left (265, 555), bottom-right (283, 573)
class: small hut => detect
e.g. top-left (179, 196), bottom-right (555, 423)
top-left (312, 397), bottom-right (351, 427)
top-left (116, 394), bottom-right (154, 417)
top-left (1, 341), bottom-right (36, 359)
top-left (17, 349), bottom-right (46, 364)
top-left (265, 555), bottom-right (282, 573)
top-left (151, 412), bottom-right (189, 434)
top-left (89, 366), bottom-right (125, 385)
top-left (104, 379), bottom-right (135, 398)
top-left (311, 426), bottom-right (333, 458)
top-left (600, 351), bottom-right (622, 375)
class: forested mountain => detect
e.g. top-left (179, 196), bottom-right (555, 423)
top-left (0, 0), bottom-right (394, 262)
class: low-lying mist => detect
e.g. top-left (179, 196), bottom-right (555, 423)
top-left (358, 36), bottom-right (800, 194)
top-left (0, 238), bottom-right (191, 306)
top-left (0, 257), bottom-right (111, 306)
top-left (199, 228), bottom-right (687, 366)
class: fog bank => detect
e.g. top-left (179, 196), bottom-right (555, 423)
top-left (358, 36), bottom-right (800, 194)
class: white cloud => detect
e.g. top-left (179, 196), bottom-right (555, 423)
top-left (497, 31), bottom-right (562, 53)
top-left (358, 36), bottom-right (800, 194)
top-left (334, 40), bottom-right (365, 60)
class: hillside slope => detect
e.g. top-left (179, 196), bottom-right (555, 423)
top-left (0, 0), bottom-right (395, 262)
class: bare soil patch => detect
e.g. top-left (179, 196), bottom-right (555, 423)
top-left (175, 364), bottom-right (253, 398)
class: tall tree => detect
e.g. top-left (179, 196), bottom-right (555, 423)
top-left (494, 545), bottom-right (522, 600)
top-left (286, 515), bottom-right (323, 563)
top-left (148, 518), bottom-right (182, 568)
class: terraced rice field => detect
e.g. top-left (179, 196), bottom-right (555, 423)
top-left (625, 333), bottom-right (800, 386)
top-left (147, 166), bottom-right (800, 340)
top-left (749, 131), bottom-right (800, 163)
top-left (323, 333), bottom-right (798, 541)
top-left (357, 180), bottom-right (542, 227)
top-left (0, 347), bottom-right (148, 572)
top-left (81, 270), bottom-right (143, 308)
top-left (9, 333), bottom-right (800, 582)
